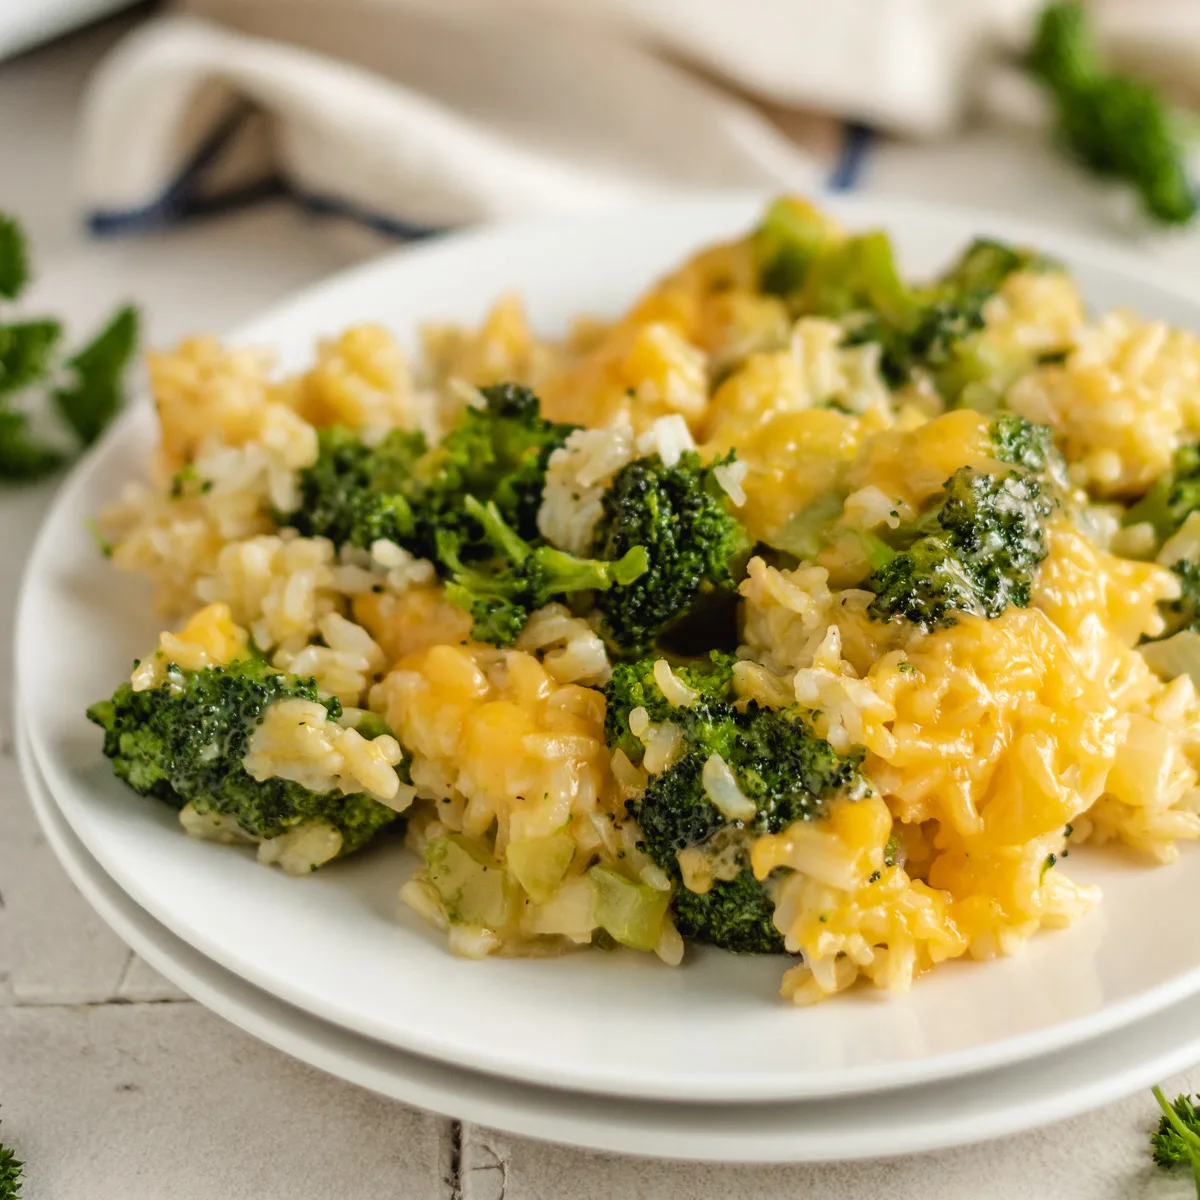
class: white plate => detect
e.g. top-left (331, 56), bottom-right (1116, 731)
top-left (20, 720), bottom-right (1200, 1163)
top-left (20, 194), bottom-right (1200, 1104)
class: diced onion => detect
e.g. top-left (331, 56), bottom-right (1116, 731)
top-left (713, 460), bottom-right (748, 507)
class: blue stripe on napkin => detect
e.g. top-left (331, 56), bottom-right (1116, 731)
top-left (828, 121), bottom-right (874, 192)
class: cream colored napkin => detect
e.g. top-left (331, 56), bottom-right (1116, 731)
top-left (79, 0), bottom-right (1197, 234)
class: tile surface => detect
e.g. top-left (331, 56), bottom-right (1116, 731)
top-left (459, 1084), bottom-right (1200, 1200)
top-left (6, 10), bottom-right (1200, 1200)
top-left (0, 1005), bottom-right (445, 1200)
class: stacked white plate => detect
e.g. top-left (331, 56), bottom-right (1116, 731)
top-left (18, 195), bottom-right (1200, 1163)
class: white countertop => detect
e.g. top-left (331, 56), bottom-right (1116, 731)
top-left (4, 14), bottom-right (1200, 1199)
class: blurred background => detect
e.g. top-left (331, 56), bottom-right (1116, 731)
top-left (7, 0), bottom-right (1200, 362)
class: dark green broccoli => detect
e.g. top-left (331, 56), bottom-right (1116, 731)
top-left (604, 650), bottom-right (737, 762)
top-left (438, 495), bottom-right (648, 645)
top-left (591, 451), bottom-right (750, 655)
top-left (86, 658), bottom-right (402, 859)
top-left (285, 383), bottom-right (576, 559)
top-left (408, 382), bottom-right (578, 558)
top-left (669, 845), bottom-right (785, 955)
top-left (840, 237), bottom-right (1042, 389)
top-left (288, 424), bottom-right (426, 549)
top-left (1151, 1086), bottom-right (1200, 1193)
top-left (1029, 3), bottom-right (1196, 226)
top-left (607, 658), bottom-right (866, 953)
top-left (991, 412), bottom-right (1062, 477)
top-left (1123, 444), bottom-right (1200, 543)
top-left (866, 534), bottom-right (986, 631)
top-left (866, 465), bottom-right (1054, 630)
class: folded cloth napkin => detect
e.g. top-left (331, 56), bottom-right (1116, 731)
top-left (79, 0), bottom-right (1199, 237)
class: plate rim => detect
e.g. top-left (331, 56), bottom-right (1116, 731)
top-left (21, 190), bottom-right (1200, 1103)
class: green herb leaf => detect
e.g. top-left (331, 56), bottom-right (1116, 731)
top-left (1150, 1086), bottom-right (1200, 1195)
top-left (53, 305), bottom-right (138, 445)
top-left (0, 1142), bottom-right (22, 1200)
top-left (0, 320), bottom-right (61, 396)
top-left (0, 214), bottom-right (29, 301)
top-left (0, 410), bottom-right (64, 481)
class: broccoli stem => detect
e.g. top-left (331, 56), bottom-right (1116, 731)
top-left (464, 494), bottom-right (532, 563)
top-left (463, 494), bottom-right (648, 593)
top-left (441, 495), bottom-right (650, 645)
top-left (536, 543), bottom-right (650, 593)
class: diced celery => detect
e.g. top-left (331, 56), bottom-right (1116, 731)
top-left (352, 711), bottom-right (392, 740)
top-left (425, 835), bottom-right (514, 929)
top-left (588, 866), bottom-right (669, 953)
top-left (771, 490), bottom-right (847, 561)
top-left (506, 831), bottom-right (575, 903)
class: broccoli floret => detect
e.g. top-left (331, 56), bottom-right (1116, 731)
top-left (644, 703), bottom-right (864, 838)
top-left (1029, 3), bottom-right (1196, 226)
top-left (604, 651), bottom-right (737, 762)
top-left (991, 412), bottom-right (1062, 476)
top-left (670, 856), bottom-right (784, 955)
top-left (866, 535), bottom-right (986, 631)
top-left (840, 237), bottom-right (1041, 389)
top-left (1151, 1086), bottom-right (1200, 1191)
top-left (866, 466), bottom-right (1054, 630)
top-left (1124, 444), bottom-right (1200, 543)
top-left (607, 659), bottom-right (866, 953)
top-left (591, 451), bottom-right (750, 655)
top-left (936, 468), bottom-right (1052, 605)
top-left (439, 495), bottom-right (648, 645)
top-left (286, 383), bottom-right (576, 559)
top-left (409, 383), bottom-right (577, 556)
top-left (288, 424), bottom-right (426, 549)
top-left (86, 659), bottom-right (402, 857)
top-left (754, 206), bottom-right (1041, 392)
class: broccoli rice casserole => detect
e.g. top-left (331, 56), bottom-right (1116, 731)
top-left (87, 196), bottom-right (1200, 1006)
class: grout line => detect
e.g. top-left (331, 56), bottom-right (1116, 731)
top-left (3, 996), bottom-right (196, 1010)
top-left (445, 1120), bottom-right (463, 1200)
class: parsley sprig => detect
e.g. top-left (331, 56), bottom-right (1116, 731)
top-left (0, 1106), bottom-right (23, 1200)
top-left (1151, 1087), bottom-right (1200, 1195)
top-left (0, 211), bottom-right (138, 480)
